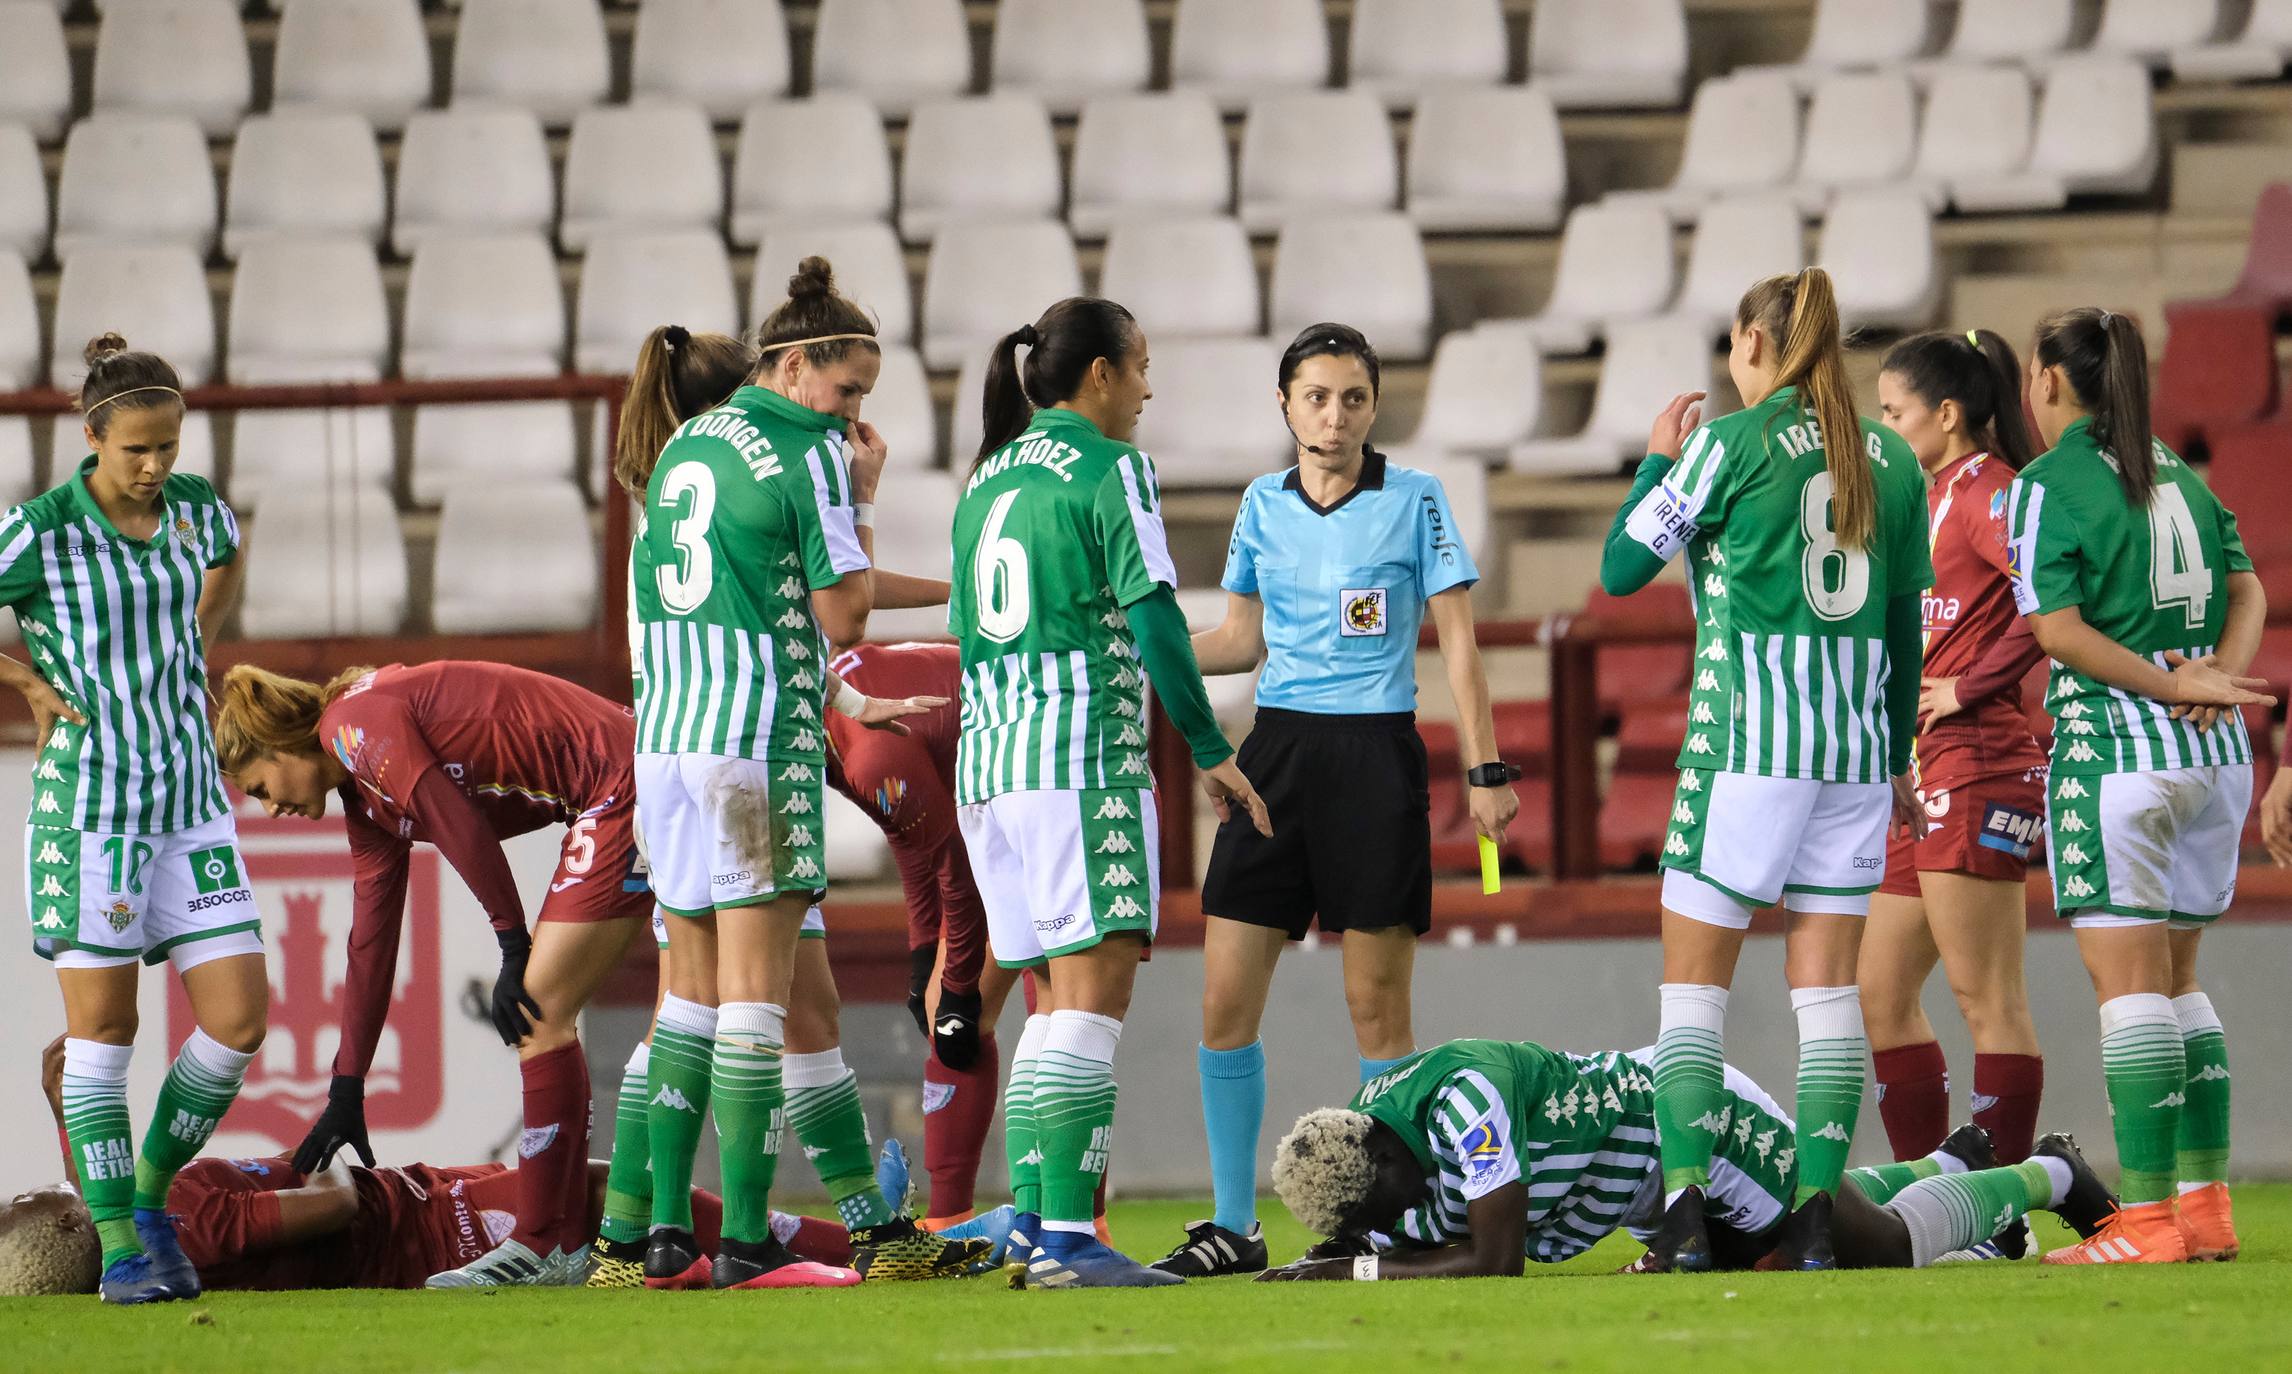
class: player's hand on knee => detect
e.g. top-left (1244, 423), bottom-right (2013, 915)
top-left (489, 932), bottom-right (543, 1047)
top-left (932, 984), bottom-right (983, 1070)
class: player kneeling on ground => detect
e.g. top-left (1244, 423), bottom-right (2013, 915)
top-left (1258, 1040), bottom-right (2114, 1280)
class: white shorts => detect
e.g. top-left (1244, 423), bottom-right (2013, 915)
top-left (957, 787), bottom-right (1160, 969)
top-left (649, 904), bottom-right (823, 946)
top-left (28, 811), bottom-right (265, 970)
top-left (635, 751), bottom-right (829, 916)
top-left (2048, 764), bottom-right (2251, 927)
top-left (1659, 769), bottom-right (1892, 929)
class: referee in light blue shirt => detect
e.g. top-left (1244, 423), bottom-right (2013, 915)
top-left (1149, 324), bottom-right (1521, 1280)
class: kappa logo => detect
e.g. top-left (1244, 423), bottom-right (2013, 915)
top-left (1702, 573), bottom-right (1727, 598)
top-left (2057, 812), bottom-right (2089, 833)
top-left (36, 791), bottom-right (62, 815)
top-left (1097, 610), bottom-right (1125, 631)
top-left (802, 1144), bottom-right (828, 1161)
top-left (2057, 778), bottom-right (2090, 799)
top-left (1100, 863), bottom-right (1138, 888)
top-left (1676, 772), bottom-right (1704, 794)
top-left (36, 759), bottom-right (61, 782)
top-left (1103, 639), bottom-right (1137, 662)
top-left (2062, 718), bottom-right (2098, 736)
top-left (1706, 548), bottom-right (1727, 568)
top-left (789, 856), bottom-right (822, 881)
top-left (2065, 740), bottom-right (2100, 763)
top-left (2193, 1064), bottom-right (2230, 1082)
top-left (1696, 669), bottom-right (1720, 692)
top-left (1105, 895), bottom-right (1146, 920)
top-left (791, 728), bottom-right (820, 752)
top-left (788, 669), bottom-right (816, 691)
top-left (779, 762), bottom-right (816, 783)
top-left (1775, 1147), bottom-right (1795, 1175)
top-left (1753, 1127), bottom-right (1776, 1165)
top-left (1095, 831), bottom-right (1136, 855)
top-left (2057, 701), bottom-right (2089, 720)
top-left (1114, 754), bottom-right (1148, 776)
top-left (1018, 1149), bottom-right (1044, 1168)
top-left (776, 576), bottom-right (803, 598)
top-left (785, 640), bottom-right (812, 662)
top-left (48, 723), bottom-right (72, 748)
top-left (1689, 1108), bottom-right (1732, 1135)
top-left (2063, 876), bottom-right (2097, 898)
top-left (1684, 734), bottom-right (1716, 756)
top-left (2059, 843), bottom-right (2090, 865)
top-left (1700, 641), bottom-right (1729, 662)
top-left (1735, 1115), bottom-right (1754, 1148)
top-left (36, 905), bottom-right (64, 930)
top-left (1094, 796), bottom-right (1135, 821)
top-left (2150, 1091), bottom-right (2186, 1109)
top-left (786, 824), bottom-right (816, 849)
top-left (791, 699), bottom-right (819, 722)
top-left (1110, 696), bottom-right (1140, 719)
top-left (780, 553), bottom-right (800, 568)
top-left (518, 1124), bottom-right (560, 1159)
top-left (36, 873), bottom-right (66, 898)
top-left (1664, 833), bottom-right (1691, 857)
top-left (780, 793), bottom-right (815, 814)
top-left (776, 608), bottom-right (808, 630)
top-left (1113, 724), bottom-right (1145, 748)
top-left (1672, 800), bottom-right (1697, 825)
top-left (652, 1086), bottom-right (696, 1113)
top-left (1110, 666), bottom-right (1142, 690)
top-left (1689, 701), bottom-right (1717, 725)
top-left (1812, 1122), bottom-right (1851, 1142)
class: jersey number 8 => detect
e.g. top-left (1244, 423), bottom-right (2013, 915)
top-left (974, 488), bottom-right (1031, 643)
top-left (1799, 471), bottom-right (1870, 621)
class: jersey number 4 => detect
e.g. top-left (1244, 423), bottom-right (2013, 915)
top-left (1799, 471), bottom-right (1870, 621)
top-left (974, 488), bottom-right (1032, 643)
top-left (2147, 483), bottom-right (2212, 630)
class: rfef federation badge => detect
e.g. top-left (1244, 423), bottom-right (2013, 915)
top-left (1339, 587), bottom-right (1388, 637)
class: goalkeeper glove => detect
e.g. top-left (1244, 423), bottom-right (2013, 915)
top-left (489, 929), bottom-right (543, 1046)
top-left (292, 1075), bottom-right (374, 1173)
top-left (932, 984), bottom-right (983, 1071)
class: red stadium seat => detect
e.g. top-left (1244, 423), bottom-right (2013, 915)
top-left (2247, 625), bottom-right (2292, 701)
top-left (1501, 776), bottom-right (1556, 873)
top-left (2152, 302), bottom-right (2278, 459)
top-left (2205, 423), bottom-right (2292, 555)
top-left (1584, 583), bottom-right (1694, 715)
top-left (1598, 771), bottom-right (1676, 871)
top-left (1615, 695), bottom-right (1690, 772)
top-left (2255, 557), bottom-right (2292, 624)
top-left (1490, 699), bottom-right (1553, 777)
top-left (2220, 181), bottom-right (2292, 325)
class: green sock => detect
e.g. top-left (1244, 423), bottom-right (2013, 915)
top-left (134, 1029), bottom-right (253, 1212)
top-left (647, 999), bottom-right (717, 1232)
top-left (1006, 1015), bottom-right (1048, 1216)
top-left (1843, 1154), bottom-right (1942, 1207)
top-left (1882, 1160), bottom-right (2053, 1264)
top-left (62, 1039), bottom-right (139, 1265)
top-left (597, 1043), bottom-right (653, 1245)
top-left (2174, 992), bottom-right (2230, 1186)
top-left (785, 1051), bottom-right (895, 1230)
top-left (1790, 986), bottom-right (1866, 1205)
top-left (1033, 1012), bottom-right (1119, 1226)
top-left (1654, 984), bottom-right (1728, 1197)
top-left (711, 1002), bottom-right (786, 1245)
top-left (2100, 994), bottom-right (2185, 1204)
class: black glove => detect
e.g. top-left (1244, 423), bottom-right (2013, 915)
top-left (932, 985), bottom-right (984, 1071)
top-left (905, 944), bottom-right (936, 1041)
top-left (292, 1075), bottom-right (374, 1173)
top-left (489, 931), bottom-right (543, 1046)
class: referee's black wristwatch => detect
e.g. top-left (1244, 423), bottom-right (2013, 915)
top-left (1467, 762), bottom-right (1522, 788)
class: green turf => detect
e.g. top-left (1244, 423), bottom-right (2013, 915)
top-left (7, 1187), bottom-right (2286, 1372)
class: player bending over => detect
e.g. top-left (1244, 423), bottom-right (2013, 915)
top-left (1258, 1040), bottom-right (2113, 1280)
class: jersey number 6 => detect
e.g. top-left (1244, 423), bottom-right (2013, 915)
top-left (975, 488), bottom-right (1032, 643)
top-left (1799, 471), bottom-right (1870, 621)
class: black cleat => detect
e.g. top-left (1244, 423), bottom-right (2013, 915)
top-left (1621, 1185), bottom-right (1712, 1273)
top-left (642, 1227), bottom-right (711, 1290)
top-left (1760, 1192), bottom-right (1836, 1271)
top-left (1302, 1233), bottom-right (1377, 1263)
top-left (2032, 1132), bottom-right (2117, 1240)
top-left (1150, 1220), bottom-right (1268, 1278)
top-left (1937, 1122), bottom-right (1997, 1173)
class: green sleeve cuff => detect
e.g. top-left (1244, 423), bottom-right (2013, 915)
top-left (1885, 592), bottom-right (1923, 776)
top-left (1598, 455), bottom-right (1674, 597)
top-left (1124, 587), bottom-right (1233, 770)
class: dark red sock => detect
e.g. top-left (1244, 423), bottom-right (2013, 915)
top-left (1871, 1041), bottom-right (1950, 1161)
top-left (1972, 1053), bottom-right (2044, 1164)
top-left (509, 1042), bottom-right (589, 1256)
top-left (785, 1214), bottom-right (853, 1267)
top-left (923, 1033), bottom-right (999, 1222)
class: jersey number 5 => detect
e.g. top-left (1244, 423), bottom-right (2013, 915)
top-left (2147, 483), bottom-right (2213, 630)
top-left (974, 488), bottom-right (1031, 643)
top-left (656, 461), bottom-right (716, 615)
top-left (1799, 471), bottom-right (1870, 621)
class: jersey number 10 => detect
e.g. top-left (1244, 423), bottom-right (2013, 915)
top-left (1799, 471), bottom-right (1870, 621)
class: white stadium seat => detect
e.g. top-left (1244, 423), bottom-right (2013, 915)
top-left (1268, 213), bottom-right (1434, 362)
top-left (55, 116), bottom-right (217, 263)
top-left (1097, 216), bottom-right (1261, 342)
top-left (899, 95), bottom-right (1062, 245)
top-left (1068, 92), bottom-right (1231, 240)
top-left (630, 0), bottom-right (791, 122)
top-left (991, 0), bottom-right (1150, 116)
top-left (238, 485), bottom-right (408, 638)
top-left (1510, 318), bottom-right (1711, 477)
top-left (51, 411), bottom-right (213, 488)
top-left (1529, 0), bottom-right (1687, 109)
top-left (411, 402), bottom-right (579, 505)
top-left (1407, 327), bottom-right (1544, 460)
top-left (1911, 65), bottom-right (2036, 211)
top-left (1134, 337), bottom-right (1288, 486)
top-left (811, 0), bottom-right (972, 119)
top-left (560, 102), bottom-right (724, 253)
top-left (1605, 73), bottom-right (1799, 224)
top-left (224, 112), bottom-right (386, 259)
top-left (0, 125), bottom-right (46, 264)
top-left (1669, 195), bottom-right (1806, 339)
top-left (1238, 91), bottom-right (1399, 233)
top-left (1951, 56), bottom-right (2158, 213)
top-left (432, 481), bottom-right (598, 634)
top-left (0, 250), bottom-right (37, 390)
top-left (450, 0), bottom-right (611, 127)
top-left (1409, 452), bottom-right (1491, 567)
top-left (1746, 0), bottom-right (1936, 92)
top-left (860, 345), bottom-right (938, 470)
top-left (1405, 86), bottom-right (1566, 233)
top-left (0, 1), bottom-right (72, 141)
top-left (1347, 0), bottom-right (1508, 111)
top-left (392, 108), bottom-right (556, 254)
top-left (230, 407), bottom-right (395, 508)
top-left (946, 351), bottom-right (990, 469)
top-left (750, 222), bottom-right (913, 347)
top-left (272, 0), bottom-right (431, 132)
top-left (824, 788), bottom-right (894, 882)
top-left (401, 234), bottom-right (567, 380)
top-left (1480, 201), bottom-right (1675, 355)
top-left (0, 419), bottom-right (33, 508)
top-left (1791, 71), bottom-right (1917, 216)
top-left (729, 96), bottom-right (894, 248)
top-left (919, 219), bottom-right (1082, 371)
top-left (227, 237), bottom-right (391, 384)
top-left (2172, 0), bottom-right (2292, 82)
top-left (1169, 0), bottom-right (1328, 114)
top-left (51, 246), bottom-right (215, 388)
top-left (1926, 0), bottom-right (2076, 72)
top-left (862, 470), bottom-right (960, 638)
top-left (2092, 0), bottom-right (2226, 67)
top-left (575, 231), bottom-right (739, 374)
top-left (1818, 189), bottom-right (1939, 333)
top-left (92, 0), bottom-right (249, 137)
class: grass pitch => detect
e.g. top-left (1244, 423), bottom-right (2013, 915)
top-left (6, 1187), bottom-right (2287, 1373)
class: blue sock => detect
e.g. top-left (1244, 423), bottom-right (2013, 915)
top-left (1199, 1041), bottom-right (1267, 1234)
top-left (1360, 1053), bottom-right (1413, 1084)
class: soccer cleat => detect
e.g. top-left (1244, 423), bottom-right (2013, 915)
top-left (1620, 1186), bottom-right (1712, 1274)
top-left (712, 1237), bottom-right (862, 1289)
top-left (1003, 1212), bottom-right (1042, 1288)
top-left (1937, 1122), bottom-right (1997, 1173)
top-left (552, 1244), bottom-right (591, 1286)
top-left (98, 1253), bottom-right (184, 1305)
top-left (2031, 1133), bottom-right (2117, 1240)
top-left (1150, 1220), bottom-right (1268, 1278)
top-left (133, 1209), bottom-right (201, 1299)
top-left (2175, 1182), bottom-right (2239, 1262)
top-left (425, 1238), bottom-right (555, 1289)
top-left (642, 1228), bottom-right (713, 1290)
top-left (1027, 1230), bottom-right (1185, 1289)
top-left (848, 1218), bottom-right (995, 1281)
top-left (935, 1205), bottom-right (1021, 1265)
top-left (875, 1138), bottom-right (914, 1216)
top-left (1757, 1192), bottom-right (1836, 1272)
top-left (2041, 1199), bottom-right (2186, 1265)
top-left (1934, 1218), bottom-right (2029, 1264)
top-left (583, 1235), bottom-right (647, 1289)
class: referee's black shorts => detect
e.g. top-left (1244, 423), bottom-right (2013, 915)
top-left (1200, 707), bottom-right (1432, 940)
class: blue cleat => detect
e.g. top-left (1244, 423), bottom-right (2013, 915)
top-left (99, 1252), bottom-right (185, 1305)
top-left (939, 1204), bottom-right (1020, 1264)
top-left (1026, 1230), bottom-right (1184, 1289)
top-left (875, 1138), bottom-right (913, 1215)
top-left (134, 1209), bottom-right (202, 1299)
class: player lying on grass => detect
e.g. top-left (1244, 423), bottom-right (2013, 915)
top-left (1257, 1039), bottom-right (2115, 1280)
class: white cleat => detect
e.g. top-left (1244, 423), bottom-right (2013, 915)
top-left (424, 1238), bottom-right (568, 1289)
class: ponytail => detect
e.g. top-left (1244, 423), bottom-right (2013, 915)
top-left (2034, 307), bottom-right (2155, 505)
top-left (213, 663), bottom-right (374, 775)
top-left (1739, 268), bottom-right (1871, 550)
top-left (1878, 326), bottom-right (2037, 470)
top-left (1967, 328), bottom-right (2039, 469)
top-left (973, 296), bottom-right (1140, 467)
top-left (613, 325), bottom-right (759, 498)
top-left (977, 322), bottom-right (1039, 463)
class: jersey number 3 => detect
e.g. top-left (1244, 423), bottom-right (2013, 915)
top-left (2147, 483), bottom-right (2213, 630)
top-left (1799, 471), bottom-right (1870, 621)
top-left (974, 488), bottom-right (1031, 643)
top-left (657, 461), bottom-right (717, 615)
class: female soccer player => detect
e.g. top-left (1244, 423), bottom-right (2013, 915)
top-left (952, 295), bottom-right (1271, 1288)
top-left (1160, 324), bottom-right (1518, 1278)
top-left (0, 334), bottom-right (264, 1305)
top-left (2006, 307), bottom-right (2272, 1264)
top-left (1860, 330), bottom-right (2048, 1168)
top-left (1599, 269), bottom-right (1931, 1272)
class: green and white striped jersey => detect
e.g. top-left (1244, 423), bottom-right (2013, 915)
top-left (949, 408), bottom-right (1176, 803)
top-left (1619, 387), bottom-right (1932, 782)
top-left (632, 386), bottom-right (868, 761)
top-left (1355, 1040), bottom-right (1662, 1264)
top-left (0, 460), bottom-right (239, 834)
top-left (2006, 419), bottom-right (2253, 775)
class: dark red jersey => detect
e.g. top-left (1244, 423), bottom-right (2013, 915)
top-left (1914, 453), bottom-right (2046, 790)
top-left (168, 1156), bottom-right (516, 1290)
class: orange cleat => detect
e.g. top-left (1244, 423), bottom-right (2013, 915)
top-left (2041, 1199), bottom-right (2188, 1265)
top-left (2175, 1183), bottom-right (2240, 1262)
